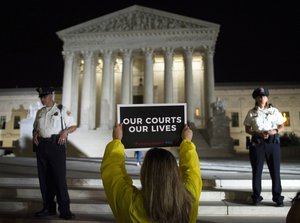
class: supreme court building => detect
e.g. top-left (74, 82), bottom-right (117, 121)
top-left (57, 5), bottom-right (219, 131)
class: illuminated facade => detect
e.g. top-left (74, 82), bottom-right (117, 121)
top-left (56, 5), bottom-right (220, 131)
top-left (0, 85), bottom-right (299, 157)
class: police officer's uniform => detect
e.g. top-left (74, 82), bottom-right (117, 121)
top-left (244, 88), bottom-right (285, 206)
top-left (33, 87), bottom-right (76, 218)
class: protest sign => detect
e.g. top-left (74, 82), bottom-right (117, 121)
top-left (117, 103), bottom-right (186, 148)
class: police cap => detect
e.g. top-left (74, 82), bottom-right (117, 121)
top-left (252, 87), bottom-right (269, 99)
top-left (36, 87), bottom-right (55, 97)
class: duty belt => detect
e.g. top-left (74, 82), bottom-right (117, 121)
top-left (251, 134), bottom-right (280, 144)
top-left (39, 134), bottom-right (59, 143)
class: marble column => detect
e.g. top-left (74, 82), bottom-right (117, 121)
top-left (121, 49), bottom-right (132, 104)
top-left (109, 55), bottom-right (116, 127)
top-left (89, 53), bottom-right (97, 130)
top-left (163, 48), bottom-right (174, 103)
top-left (204, 48), bottom-right (215, 123)
top-left (143, 48), bottom-right (154, 104)
top-left (70, 53), bottom-right (80, 124)
top-left (183, 47), bottom-right (194, 123)
top-left (80, 51), bottom-right (95, 130)
top-left (100, 50), bottom-right (112, 129)
top-left (62, 51), bottom-right (74, 110)
top-left (129, 59), bottom-right (133, 104)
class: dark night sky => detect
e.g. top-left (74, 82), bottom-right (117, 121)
top-left (1, 0), bottom-right (299, 88)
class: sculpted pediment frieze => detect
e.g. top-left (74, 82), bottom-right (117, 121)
top-left (58, 5), bottom-right (219, 36)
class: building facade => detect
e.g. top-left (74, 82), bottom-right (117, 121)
top-left (56, 5), bottom-right (220, 131)
top-left (0, 85), bottom-right (299, 157)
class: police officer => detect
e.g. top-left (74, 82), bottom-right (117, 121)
top-left (33, 87), bottom-right (77, 219)
top-left (244, 87), bottom-right (285, 207)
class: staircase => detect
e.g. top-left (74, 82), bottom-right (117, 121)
top-left (0, 156), bottom-right (299, 222)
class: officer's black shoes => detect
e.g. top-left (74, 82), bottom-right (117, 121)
top-left (251, 196), bottom-right (263, 206)
top-left (34, 208), bottom-right (57, 218)
top-left (252, 200), bottom-right (261, 206)
top-left (275, 201), bottom-right (284, 207)
top-left (59, 211), bottom-right (75, 220)
top-left (274, 195), bottom-right (284, 207)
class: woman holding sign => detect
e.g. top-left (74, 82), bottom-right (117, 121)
top-left (101, 124), bottom-right (202, 223)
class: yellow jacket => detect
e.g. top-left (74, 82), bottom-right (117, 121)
top-left (100, 139), bottom-right (202, 223)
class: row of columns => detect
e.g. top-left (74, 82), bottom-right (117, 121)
top-left (62, 47), bottom-right (215, 130)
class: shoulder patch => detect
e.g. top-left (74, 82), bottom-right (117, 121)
top-left (67, 111), bottom-right (72, 116)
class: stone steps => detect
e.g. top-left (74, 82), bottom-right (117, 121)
top-left (0, 179), bottom-right (298, 201)
top-left (0, 157), bottom-right (299, 222)
top-left (0, 177), bottom-right (297, 219)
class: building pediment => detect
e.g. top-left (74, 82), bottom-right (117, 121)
top-left (57, 5), bottom-right (220, 52)
top-left (57, 5), bottom-right (219, 36)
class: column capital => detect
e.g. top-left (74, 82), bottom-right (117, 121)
top-left (81, 50), bottom-right (94, 59)
top-left (142, 48), bottom-right (154, 56)
top-left (120, 49), bottom-right (132, 60)
top-left (162, 47), bottom-right (174, 56)
top-left (62, 51), bottom-right (74, 57)
top-left (183, 46), bottom-right (194, 55)
top-left (207, 49), bottom-right (215, 57)
top-left (205, 46), bottom-right (216, 56)
top-left (183, 47), bottom-right (194, 63)
top-left (120, 48), bottom-right (132, 54)
top-left (62, 51), bottom-right (75, 61)
top-left (100, 49), bottom-right (113, 57)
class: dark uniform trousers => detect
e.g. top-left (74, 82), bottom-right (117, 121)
top-left (36, 138), bottom-right (70, 214)
top-left (249, 135), bottom-right (284, 203)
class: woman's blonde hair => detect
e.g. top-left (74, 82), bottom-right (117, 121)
top-left (140, 148), bottom-right (195, 223)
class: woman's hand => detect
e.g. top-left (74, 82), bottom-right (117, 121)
top-left (181, 124), bottom-right (193, 141)
top-left (113, 123), bottom-right (123, 140)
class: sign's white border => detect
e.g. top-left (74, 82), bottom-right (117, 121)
top-left (117, 103), bottom-right (187, 124)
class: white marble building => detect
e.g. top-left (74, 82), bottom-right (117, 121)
top-left (56, 5), bottom-right (220, 131)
